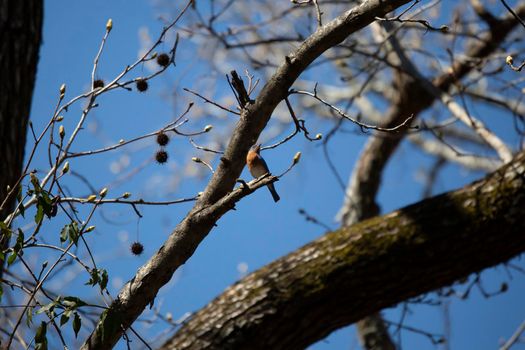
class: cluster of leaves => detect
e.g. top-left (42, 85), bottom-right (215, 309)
top-left (33, 296), bottom-right (87, 348)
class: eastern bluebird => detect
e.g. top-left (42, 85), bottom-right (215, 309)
top-left (246, 144), bottom-right (280, 202)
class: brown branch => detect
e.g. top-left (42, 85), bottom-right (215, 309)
top-left (80, 1), bottom-right (414, 348)
top-left (161, 150), bottom-right (525, 350)
top-left (337, 3), bottom-right (525, 224)
top-left (339, 4), bottom-right (525, 347)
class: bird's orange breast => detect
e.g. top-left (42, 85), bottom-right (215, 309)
top-left (246, 150), bottom-right (258, 170)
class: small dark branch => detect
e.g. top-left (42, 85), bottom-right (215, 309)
top-left (67, 103), bottom-right (194, 159)
top-left (291, 89), bottom-right (416, 132)
top-left (475, 277), bottom-right (509, 298)
top-left (376, 0), bottom-right (448, 32)
top-left (291, 0), bottom-right (323, 27)
top-left (28, 122), bottom-right (37, 142)
top-left (500, 0), bottom-right (525, 29)
top-left (183, 88), bottom-right (240, 115)
top-left (224, 37), bottom-right (304, 49)
top-left (383, 319), bottom-right (445, 345)
top-left (131, 204), bottom-right (143, 218)
top-left (229, 70), bottom-right (252, 108)
top-left (128, 325), bottom-right (153, 350)
top-left (284, 97), bottom-right (321, 141)
top-left (59, 196), bottom-right (197, 206)
top-left (298, 208), bottom-right (332, 231)
top-left (263, 128), bottom-right (300, 150)
top-left (322, 118), bottom-right (346, 191)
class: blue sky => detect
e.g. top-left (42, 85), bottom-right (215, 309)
top-left (16, 0), bottom-right (525, 349)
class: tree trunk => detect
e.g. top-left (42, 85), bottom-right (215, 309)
top-left (160, 150), bottom-right (525, 350)
top-left (0, 0), bottom-right (43, 270)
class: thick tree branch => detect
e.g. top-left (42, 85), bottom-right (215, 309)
top-left (345, 5), bottom-right (524, 344)
top-left (162, 150), bottom-right (525, 350)
top-left (80, 1), bottom-right (413, 348)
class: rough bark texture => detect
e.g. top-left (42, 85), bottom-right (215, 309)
top-left (0, 1), bottom-right (43, 270)
top-left (80, 1), bottom-right (413, 348)
top-left (161, 150), bottom-right (525, 350)
top-left (0, 0), bottom-right (42, 219)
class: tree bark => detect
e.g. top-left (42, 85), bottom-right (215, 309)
top-left (80, 1), bottom-right (414, 348)
top-left (0, 0), bottom-right (43, 270)
top-left (160, 150), bottom-right (525, 350)
top-left (341, 5), bottom-right (525, 349)
top-left (0, 0), bottom-right (43, 220)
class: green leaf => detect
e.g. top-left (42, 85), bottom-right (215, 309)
top-left (60, 221), bottom-right (79, 245)
top-left (86, 268), bottom-right (99, 286)
top-left (7, 252), bottom-right (17, 266)
top-left (16, 184), bottom-right (22, 203)
top-left (85, 268), bottom-right (109, 291)
top-left (19, 202), bottom-right (25, 217)
top-left (30, 173), bottom-right (42, 193)
top-left (26, 306), bottom-right (33, 327)
top-left (33, 190), bottom-right (54, 224)
top-left (60, 225), bottom-right (68, 243)
top-left (73, 312), bottom-right (81, 338)
top-left (0, 284), bottom-right (3, 303)
top-left (36, 302), bottom-right (55, 315)
top-left (35, 202), bottom-right (44, 224)
top-left (69, 222), bottom-right (79, 245)
top-left (35, 321), bottom-right (48, 350)
top-left (100, 269), bottom-right (109, 290)
top-left (0, 221), bottom-right (12, 242)
top-left (39, 191), bottom-right (54, 218)
top-left (63, 296), bottom-right (88, 308)
top-left (60, 313), bottom-right (70, 326)
top-left (7, 229), bottom-right (25, 266)
top-left (16, 228), bottom-right (24, 247)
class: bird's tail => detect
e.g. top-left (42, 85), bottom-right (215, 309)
top-left (267, 183), bottom-right (280, 202)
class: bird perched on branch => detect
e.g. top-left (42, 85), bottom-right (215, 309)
top-left (246, 144), bottom-right (280, 202)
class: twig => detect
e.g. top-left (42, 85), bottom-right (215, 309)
top-left (67, 103), bottom-right (193, 159)
top-left (189, 139), bottom-right (224, 154)
top-left (183, 88), bottom-right (240, 115)
top-left (291, 88), bottom-right (415, 132)
top-left (500, 320), bottom-right (525, 350)
top-left (438, 91), bottom-right (513, 163)
top-left (500, 0), bottom-right (525, 29)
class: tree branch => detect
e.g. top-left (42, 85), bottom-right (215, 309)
top-left (80, 1), bottom-right (414, 348)
top-left (161, 150), bottom-right (525, 350)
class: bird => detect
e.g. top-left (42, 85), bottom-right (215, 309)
top-left (246, 143), bottom-right (280, 202)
